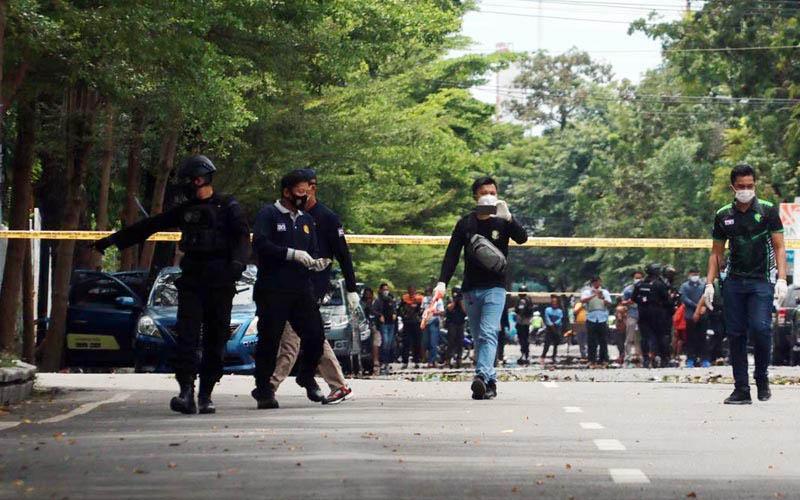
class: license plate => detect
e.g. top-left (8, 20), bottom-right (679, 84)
top-left (67, 334), bottom-right (121, 350)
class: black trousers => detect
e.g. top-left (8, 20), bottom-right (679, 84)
top-left (587, 321), bottom-right (609, 363)
top-left (639, 308), bottom-right (671, 362)
top-left (497, 328), bottom-right (507, 362)
top-left (541, 325), bottom-right (560, 359)
top-left (685, 318), bottom-right (708, 363)
top-left (173, 282), bottom-right (235, 385)
top-left (446, 323), bottom-right (465, 365)
top-left (517, 324), bottom-right (530, 357)
top-left (253, 288), bottom-right (325, 394)
top-left (402, 320), bottom-right (422, 364)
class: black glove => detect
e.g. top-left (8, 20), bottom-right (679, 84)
top-left (91, 236), bottom-right (113, 254)
top-left (229, 260), bottom-right (246, 281)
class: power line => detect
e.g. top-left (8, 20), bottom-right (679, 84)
top-left (477, 9), bottom-right (647, 23)
top-left (453, 44), bottom-right (800, 54)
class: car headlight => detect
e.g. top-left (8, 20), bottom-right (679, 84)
top-left (329, 314), bottom-right (349, 330)
top-left (137, 315), bottom-right (160, 338)
top-left (244, 317), bottom-right (258, 337)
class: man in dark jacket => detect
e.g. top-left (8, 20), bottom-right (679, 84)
top-left (250, 170), bottom-right (329, 409)
top-left (92, 155), bottom-right (250, 415)
top-left (269, 169), bottom-right (359, 405)
top-left (372, 283), bottom-right (398, 374)
top-left (435, 176), bottom-right (528, 400)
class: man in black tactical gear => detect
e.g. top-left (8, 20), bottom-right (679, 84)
top-left (631, 263), bottom-right (672, 368)
top-left (515, 286), bottom-right (535, 365)
top-left (92, 155), bottom-right (250, 415)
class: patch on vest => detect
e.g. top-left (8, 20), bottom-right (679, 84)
top-left (276, 223), bottom-right (287, 232)
top-left (723, 218), bottom-right (734, 226)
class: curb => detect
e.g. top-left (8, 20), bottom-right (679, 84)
top-left (0, 361), bottom-right (37, 406)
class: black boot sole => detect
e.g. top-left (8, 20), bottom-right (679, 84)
top-left (170, 397), bottom-right (198, 414)
top-left (257, 400), bottom-right (279, 410)
top-left (723, 398), bottom-right (752, 405)
top-left (471, 379), bottom-right (487, 400)
top-left (198, 403), bottom-right (216, 414)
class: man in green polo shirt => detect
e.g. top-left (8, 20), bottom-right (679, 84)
top-left (704, 164), bottom-right (787, 405)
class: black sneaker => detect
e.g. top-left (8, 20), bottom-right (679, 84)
top-left (486, 381), bottom-right (497, 399)
top-left (756, 379), bottom-right (771, 402)
top-left (471, 376), bottom-right (487, 400)
top-left (251, 388), bottom-right (279, 409)
top-left (296, 376), bottom-right (325, 403)
top-left (724, 389), bottom-right (752, 405)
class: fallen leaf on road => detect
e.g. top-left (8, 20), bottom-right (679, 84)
top-left (501, 429), bottom-right (514, 434)
top-left (133, 468), bottom-right (148, 474)
top-left (167, 463), bottom-right (177, 469)
top-left (687, 492), bottom-right (697, 498)
top-left (53, 433), bottom-right (64, 441)
top-left (511, 486), bottom-right (519, 493)
top-left (546, 474), bottom-right (555, 479)
top-left (169, 443), bottom-right (180, 447)
top-left (296, 462), bottom-right (302, 467)
top-left (565, 464), bottom-right (572, 470)
top-left (12, 480), bottom-right (24, 488)
top-left (536, 480), bottom-right (544, 486)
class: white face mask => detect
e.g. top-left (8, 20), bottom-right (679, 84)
top-left (633, 278), bottom-right (642, 285)
top-left (689, 275), bottom-right (700, 283)
top-left (477, 194), bottom-right (498, 206)
top-left (734, 188), bottom-right (755, 204)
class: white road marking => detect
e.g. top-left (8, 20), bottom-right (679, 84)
top-left (563, 406), bottom-right (583, 413)
top-left (38, 393), bottom-right (130, 424)
top-left (541, 381), bottom-right (558, 389)
top-left (609, 468), bottom-right (650, 484)
top-left (580, 422), bottom-right (604, 430)
top-left (0, 422), bottom-right (20, 431)
top-left (594, 439), bottom-right (626, 451)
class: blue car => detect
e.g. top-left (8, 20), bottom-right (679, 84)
top-left (65, 270), bottom-right (149, 369)
top-left (133, 266), bottom-right (259, 374)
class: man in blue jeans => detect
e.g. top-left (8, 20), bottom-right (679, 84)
top-left (435, 176), bottom-right (528, 400)
top-left (705, 164), bottom-right (787, 405)
top-left (372, 283), bottom-right (397, 375)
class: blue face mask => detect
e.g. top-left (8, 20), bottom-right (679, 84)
top-left (719, 271), bottom-right (727, 281)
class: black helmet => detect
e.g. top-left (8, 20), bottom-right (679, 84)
top-left (453, 285), bottom-right (462, 294)
top-left (645, 263), bottom-right (662, 276)
top-left (519, 285), bottom-right (528, 293)
top-left (178, 155), bottom-right (216, 181)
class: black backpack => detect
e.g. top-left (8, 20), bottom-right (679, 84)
top-left (465, 214), bottom-right (507, 274)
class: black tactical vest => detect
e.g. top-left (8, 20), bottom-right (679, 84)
top-left (178, 197), bottom-right (232, 257)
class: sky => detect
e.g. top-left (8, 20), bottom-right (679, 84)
top-left (453, 0), bottom-right (691, 105)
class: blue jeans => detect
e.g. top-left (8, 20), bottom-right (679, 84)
top-left (464, 287), bottom-right (506, 383)
top-left (380, 324), bottom-right (396, 365)
top-left (426, 317), bottom-right (440, 364)
top-left (723, 277), bottom-right (774, 390)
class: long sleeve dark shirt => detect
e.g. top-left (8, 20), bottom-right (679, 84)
top-left (438, 212), bottom-right (528, 292)
top-left (307, 201), bottom-right (357, 297)
top-left (108, 193), bottom-right (249, 286)
top-left (251, 201), bottom-right (318, 293)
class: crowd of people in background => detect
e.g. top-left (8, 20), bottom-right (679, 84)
top-left (356, 262), bottom-right (732, 373)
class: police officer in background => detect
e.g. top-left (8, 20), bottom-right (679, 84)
top-left (632, 263), bottom-right (672, 368)
top-left (514, 286), bottom-right (535, 365)
top-left (250, 170), bottom-right (328, 409)
top-left (92, 155), bottom-right (250, 415)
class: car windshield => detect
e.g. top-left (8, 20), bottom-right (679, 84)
top-left (149, 267), bottom-right (256, 307)
top-left (320, 280), bottom-right (343, 306)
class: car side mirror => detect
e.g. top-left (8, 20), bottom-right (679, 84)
top-left (115, 296), bottom-right (137, 308)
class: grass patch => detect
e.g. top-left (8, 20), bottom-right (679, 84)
top-left (0, 351), bottom-right (18, 368)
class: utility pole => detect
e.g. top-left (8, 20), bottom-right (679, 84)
top-left (495, 43), bottom-right (510, 121)
top-left (538, 0), bottom-right (543, 50)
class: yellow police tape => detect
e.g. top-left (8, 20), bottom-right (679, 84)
top-left (2, 230), bottom-right (800, 249)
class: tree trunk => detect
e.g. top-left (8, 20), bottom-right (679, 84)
top-left (0, 97), bottom-right (35, 353)
top-left (0, 0), bottom-right (7, 213)
top-left (91, 106), bottom-right (115, 269)
top-left (120, 108), bottom-right (144, 271)
top-left (22, 242), bottom-right (34, 363)
top-left (138, 126), bottom-right (179, 272)
top-left (40, 86), bottom-right (99, 372)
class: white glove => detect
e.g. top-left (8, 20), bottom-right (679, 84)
top-left (309, 258), bottom-right (332, 272)
top-left (703, 283), bottom-right (715, 311)
top-left (287, 248), bottom-right (315, 268)
top-left (347, 292), bottom-right (361, 312)
top-left (774, 278), bottom-right (788, 306)
top-left (494, 200), bottom-right (512, 221)
top-left (433, 282), bottom-right (447, 298)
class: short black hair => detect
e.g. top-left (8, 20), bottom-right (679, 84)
top-left (280, 169), bottom-right (310, 192)
top-left (299, 168), bottom-right (317, 182)
top-left (632, 270), bottom-right (643, 277)
top-left (688, 268), bottom-right (699, 274)
top-left (550, 294), bottom-right (559, 300)
top-left (590, 276), bottom-right (601, 283)
top-left (379, 282), bottom-right (389, 289)
top-left (471, 176), bottom-right (497, 196)
top-left (730, 164), bottom-right (756, 185)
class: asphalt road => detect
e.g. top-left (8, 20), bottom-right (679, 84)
top-left (1, 373), bottom-right (799, 499)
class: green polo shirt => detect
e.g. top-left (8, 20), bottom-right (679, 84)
top-left (711, 198), bottom-right (783, 282)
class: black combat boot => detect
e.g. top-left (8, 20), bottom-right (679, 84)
top-left (723, 388), bottom-right (752, 405)
top-left (755, 379), bottom-right (771, 402)
top-left (471, 376), bottom-right (487, 400)
top-left (486, 380), bottom-right (498, 399)
top-left (170, 379), bottom-right (197, 414)
top-left (198, 378), bottom-right (217, 414)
